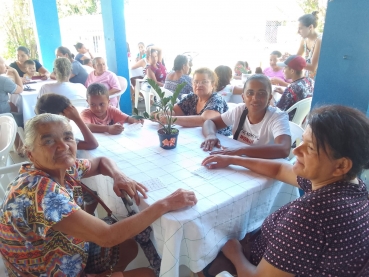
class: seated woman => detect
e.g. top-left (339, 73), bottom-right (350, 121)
top-left (233, 61), bottom-right (251, 79)
top-left (164, 55), bottom-right (193, 100)
top-left (136, 42), bottom-right (146, 62)
top-left (38, 57), bottom-right (86, 100)
top-left (9, 46), bottom-right (50, 81)
top-left (201, 74), bottom-right (291, 159)
top-left (214, 65), bottom-right (244, 102)
top-left (146, 46), bottom-right (167, 86)
top-left (263, 50), bottom-right (289, 87)
top-left (74, 42), bottom-right (94, 64)
top-left (201, 105), bottom-right (369, 277)
top-left (158, 67), bottom-right (231, 136)
top-left (35, 93), bottom-right (98, 150)
top-left (85, 57), bottom-right (121, 107)
top-left (0, 113), bottom-right (197, 277)
top-left (51, 46), bottom-right (89, 86)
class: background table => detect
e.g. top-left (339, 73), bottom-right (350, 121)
top-left (78, 121), bottom-right (299, 276)
top-left (10, 80), bottom-right (56, 123)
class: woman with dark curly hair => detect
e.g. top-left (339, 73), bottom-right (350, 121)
top-left (202, 105), bottom-right (369, 277)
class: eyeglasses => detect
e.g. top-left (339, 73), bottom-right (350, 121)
top-left (193, 80), bottom-right (210, 86)
top-left (245, 90), bottom-right (268, 98)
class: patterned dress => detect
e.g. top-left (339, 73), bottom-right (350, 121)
top-left (276, 77), bottom-right (314, 120)
top-left (177, 92), bottom-right (232, 136)
top-left (163, 74), bottom-right (193, 100)
top-left (0, 159), bottom-right (91, 277)
top-left (251, 177), bottom-right (369, 276)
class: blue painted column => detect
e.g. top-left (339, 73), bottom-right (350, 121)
top-left (101, 0), bottom-right (131, 114)
top-left (312, 0), bottom-right (369, 114)
top-left (31, 0), bottom-right (61, 72)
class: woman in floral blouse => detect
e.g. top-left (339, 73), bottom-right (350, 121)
top-left (159, 67), bottom-right (231, 136)
top-left (0, 113), bottom-right (197, 277)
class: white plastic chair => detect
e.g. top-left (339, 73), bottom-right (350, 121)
top-left (288, 121), bottom-right (304, 161)
top-left (110, 76), bottom-right (128, 109)
top-left (0, 115), bottom-right (17, 168)
top-left (0, 163), bottom-right (24, 205)
top-left (286, 97), bottom-right (312, 126)
top-left (216, 272), bottom-right (234, 277)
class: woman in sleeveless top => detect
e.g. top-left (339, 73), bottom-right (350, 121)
top-left (296, 11), bottom-right (322, 79)
top-left (146, 47), bottom-right (167, 86)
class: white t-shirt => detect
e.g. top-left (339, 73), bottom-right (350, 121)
top-left (221, 104), bottom-right (290, 146)
top-left (38, 82), bottom-right (86, 100)
top-left (216, 84), bottom-right (234, 102)
top-left (82, 65), bottom-right (94, 74)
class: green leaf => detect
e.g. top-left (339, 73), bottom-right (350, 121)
top-left (147, 79), bottom-right (164, 99)
top-left (133, 107), bottom-right (139, 115)
top-left (131, 115), bottom-right (144, 120)
top-left (172, 82), bottom-right (185, 104)
top-left (143, 111), bottom-right (150, 118)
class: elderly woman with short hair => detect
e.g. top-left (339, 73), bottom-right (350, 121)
top-left (85, 57), bottom-right (121, 108)
top-left (201, 105), bottom-right (369, 277)
top-left (0, 113), bottom-right (197, 277)
top-left (38, 57), bottom-right (86, 100)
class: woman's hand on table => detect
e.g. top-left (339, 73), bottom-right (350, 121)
top-left (201, 135), bottom-right (221, 151)
top-left (108, 124), bottom-right (124, 135)
top-left (202, 155), bottom-right (232, 169)
top-left (40, 75), bottom-right (48, 80)
top-left (161, 189), bottom-right (197, 212)
top-left (113, 173), bottom-right (148, 205)
top-left (210, 147), bottom-right (244, 156)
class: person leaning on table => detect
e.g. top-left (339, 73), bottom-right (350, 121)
top-left (0, 113), bottom-right (197, 277)
top-left (201, 105), bottom-right (369, 277)
top-left (201, 74), bottom-right (291, 159)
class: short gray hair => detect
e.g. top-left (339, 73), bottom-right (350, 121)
top-left (92, 57), bottom-right (103, 66)
top-left (24, 113), bottom-right (70, 151)
top-left (54, 57), bottom-right (72, 81)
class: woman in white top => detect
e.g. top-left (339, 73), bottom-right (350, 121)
top-left (39, 58), bottom-right (86, 100)
top-left (214, 65), bottom-right (243, 102)
top-left (201, 74), bottom-right (291, 159)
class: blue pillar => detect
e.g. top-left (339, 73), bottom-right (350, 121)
top-left (31, 0), bottom-right (61, 71)
top-left (312, 0), bottom-right (369, 114)
top-left (101, 0), bottom-right (132, 115)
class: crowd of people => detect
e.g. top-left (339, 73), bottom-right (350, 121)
top-left (0, 10), bottom-right (368, 277)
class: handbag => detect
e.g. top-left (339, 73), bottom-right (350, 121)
top-left (77, 180), bottom-right (120, 275)
top-left (233, 108), bottom-right (248, 140)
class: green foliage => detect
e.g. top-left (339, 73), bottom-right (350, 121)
top-left (132, 79), bottom-right (185, 135)
top-left (1, 0), bottom-right (38, 60)
top-left (57, 0), bottom-right (99, 18)
top-left (297, 0), bottom-right (327, 33)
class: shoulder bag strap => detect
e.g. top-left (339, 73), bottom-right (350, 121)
top-left (69, 175), bottom-right (113, 217)
top-left (233, 108), bottom-right (248, 140)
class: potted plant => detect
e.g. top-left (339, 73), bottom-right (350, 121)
top-left (132, 79), bottom-right (185, 149)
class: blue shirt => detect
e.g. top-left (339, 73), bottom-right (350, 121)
top-left (70, 60), bottom-right (88, 85)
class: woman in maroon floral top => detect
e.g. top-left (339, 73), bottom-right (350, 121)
top-left (202, 105), bottom-right (369, 277)
top-left (146, 46), bottom-right (167, 86)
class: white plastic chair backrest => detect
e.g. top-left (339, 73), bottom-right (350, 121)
top-left (216, 271), bottom-right (234, 277)
top-left (286, 97), bottom-right (312, 126)
top-left (70, 98), bottom-right (88, 108)
top-left (288, 121), bottom-right (304, 161)
top-left (0, 163), bottom-right (24, 205)
top-left (117, 76), bottom-right (128, 94)
top-left (0, 115), bottom-right (17, 168)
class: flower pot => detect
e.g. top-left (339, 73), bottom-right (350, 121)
top-left (157, 128), bottom-right (179, 149)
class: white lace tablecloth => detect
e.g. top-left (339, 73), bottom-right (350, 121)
top-left (78, 121), bottom-right (299, 276)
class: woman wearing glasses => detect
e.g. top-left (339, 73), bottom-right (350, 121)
top-left (201, 74), bottom-right (291, 159)
top-left (158, 67), bottom-right (231, 136)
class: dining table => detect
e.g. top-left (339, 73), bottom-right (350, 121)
top-left (77, 121), bottom-right (300, 277)
top-left (10, 79), bottom-right (56, 123)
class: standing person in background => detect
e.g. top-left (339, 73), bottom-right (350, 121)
top-left (10, 46), bottom-right (50, 81)
top-left (263, 50), bottom-right (289, 86)
top-left (52, 46), bottom-right (88, 86)
top-left (164, 55), bottom-right (193, 100)
top-left (85, 57), bottom-right (121, 107)
top-left (74, 42), bottom-right (94, 64)
top-left (135, 42), bottom-right (146, 62)
top-left (146, 46), bottom-right (167, 86)
top-left (297, 11), bottom-right (322, 79)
